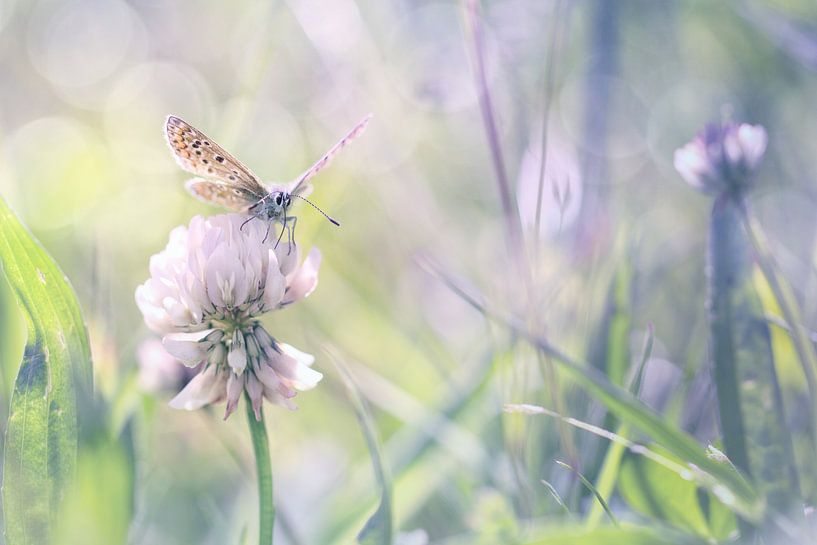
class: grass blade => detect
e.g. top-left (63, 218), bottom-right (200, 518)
top-left (329, 352), bottom-right (393, 545)
top-left (586, 325), bottom-right (653, 527)
top-left (555, 461), bottom-right (617, 526)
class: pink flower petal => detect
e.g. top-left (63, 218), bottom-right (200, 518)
top-left (269, 343), bottom-right (322, 390)
top-left (282, 248), bottom-right (321, 306)
top-left (262, 250), bottom-right (286, 309)
top-left (224, 372), bottom-right (245, 420)
top-left (246, 374), bottom-right (264, 421)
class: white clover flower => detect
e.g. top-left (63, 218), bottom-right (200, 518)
top-left (674, 122), bottom-right (768, 195)
top-left (135, 213), bottom-right (323, 420)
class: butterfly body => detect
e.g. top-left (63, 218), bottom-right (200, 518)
top-left (166, 114), bottom-right (370, 246)
top-left (245, 190), bottom-right (289, 222)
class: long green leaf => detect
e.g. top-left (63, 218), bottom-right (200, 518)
top-left (0, 196), bottom-right (93, 544)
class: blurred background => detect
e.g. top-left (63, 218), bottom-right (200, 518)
top-left (1, 0), bottom-right (817, 543)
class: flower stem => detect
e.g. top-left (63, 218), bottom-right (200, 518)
top-left (245, 393), bottom-right (274, 545)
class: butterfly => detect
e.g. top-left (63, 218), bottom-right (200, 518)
top-left (164, 113), bottom-right (372, 249)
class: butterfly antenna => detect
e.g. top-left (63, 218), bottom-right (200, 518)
top-left (292, 194), bottom-right (341, 226)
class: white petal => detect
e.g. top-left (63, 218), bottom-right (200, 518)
top-left (262, 250), bottom-right (286, 309)
top-left (280, 342), bottom-right (316, 366)
top-left (737, 124), bottom-right (767, 169)
top-left (162, 330), bottom-right (215, 366)
top-left (262, 385), bottom-right (298, 410)
top-left (269, 343), bottom-right (322, 390)
top-left (169, 366), bottom-right (227, 410)
top-left (228, 332), bottom-right (248, 374)
top-left (282, 248), bottom-right (321, 306)
top-left (275, 242), bottom-right (300, 277)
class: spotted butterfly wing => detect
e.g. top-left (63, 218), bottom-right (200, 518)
top-left (288, 114), bottom-right (372, 198)
top-left (185, 178), bottom-right (261, 212)
top-left (165, 115), bottom-right (268, 206)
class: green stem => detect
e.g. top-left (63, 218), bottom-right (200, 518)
top-left (707, 194), bottom-right (750, 477)
top-left (245, 393), bottom-right (274, 545)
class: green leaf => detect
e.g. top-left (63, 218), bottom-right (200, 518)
top-left (0, 196), bottom-right (94, 544)
top-left (618, 449), bottom-right (735, 539)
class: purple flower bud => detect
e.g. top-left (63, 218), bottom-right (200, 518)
top-left (674, 122), bottom-right (768, 195)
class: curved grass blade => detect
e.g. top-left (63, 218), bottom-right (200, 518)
top-left (0, 196), bottom-right (93, 544)
top-left (554, 461), bottom-right (617, 526)
top-left (328, 351), bottom-right (393, 545)
top-left (586, 325), bottom-right (653, 527)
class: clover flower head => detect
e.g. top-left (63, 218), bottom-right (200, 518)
top-left (674, 122), bottom-right (768, 195)
top-left (135, 213), bottom-right (323, 420)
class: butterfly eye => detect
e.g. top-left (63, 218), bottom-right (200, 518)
top-left (285, 196), bottom-right (291, 207)
top-left (275, 194), bottom-right (283, 206)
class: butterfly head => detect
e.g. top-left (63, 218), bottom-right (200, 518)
top-left (259, 191), bottom-right (291, 221)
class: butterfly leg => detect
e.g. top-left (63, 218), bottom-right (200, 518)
top-left (285, 216), bottom-right (298, 255)
top-left (273, 220), bottom-right (287, 249)
top-left (240, 215), bottom-right (256, 233)
top-left (263, 221), bottom-right (275, 244)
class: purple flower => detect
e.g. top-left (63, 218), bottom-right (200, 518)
top-left (135, 214), bottom-right (323, 420)
top-left (674, 122), bottom-right (768, 195)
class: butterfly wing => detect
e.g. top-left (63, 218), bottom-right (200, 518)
top-left (165, 115), bottom-right (268, 201)
top-left (288, 114), bottom-right (372, 197)
top-left (185, 178), bottom-right (261, 212)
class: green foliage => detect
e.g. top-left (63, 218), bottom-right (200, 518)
top-left (518, 524), bottom-right (709, 545)
top-left (618, 449), bottom-right (735, 540)
top-left (332, 355), bottom-right (393, 545)
top-left (51, 437), bottom-right (133, 545)
top-left (0, 196), bottom-right (94, 544)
